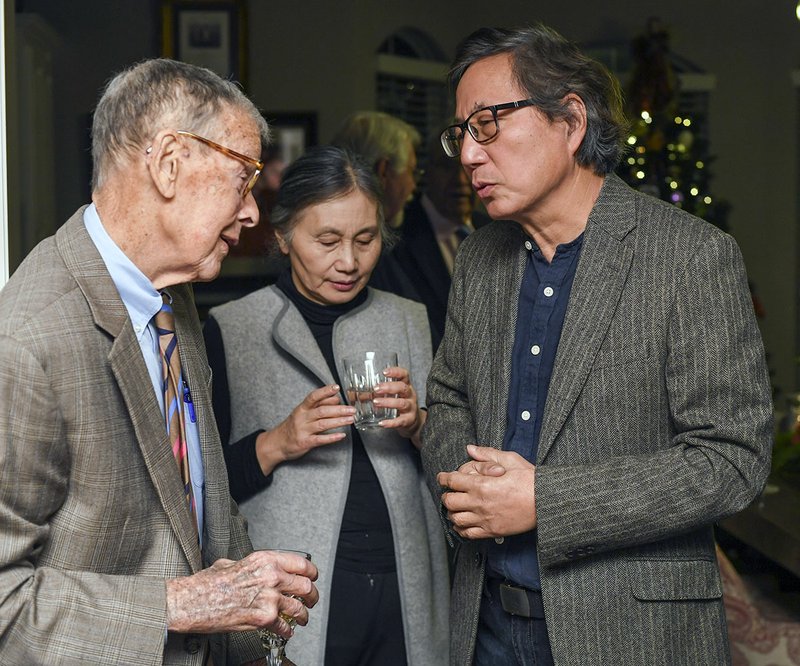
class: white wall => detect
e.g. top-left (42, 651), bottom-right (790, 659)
top-left (1, 0), bottom-right (9, 289)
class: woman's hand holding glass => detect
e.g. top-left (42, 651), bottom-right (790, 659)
top-left (373, 366), bottom-right (427, 448)
top-left (255, 384), bottom-right (356, 475)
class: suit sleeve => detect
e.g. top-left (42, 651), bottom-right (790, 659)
top-left (534, 232), bottom-right (773, 566)
top-left (0, 336), bottom-right (168, 665)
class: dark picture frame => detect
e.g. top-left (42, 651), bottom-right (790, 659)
top-left (262, 112), bottom-right (318, 165)
top-left (161, 0), bottom-right (247, 86)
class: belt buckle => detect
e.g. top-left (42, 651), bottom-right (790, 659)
top-left (499, 582), bottom-right (532, 617)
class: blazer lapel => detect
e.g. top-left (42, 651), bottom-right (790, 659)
top-left (488, 225), bottom-right (529, 449)
top-left (537, 176), bottom-right (636, 463)
top-left (109, 325), bottom-right (203, 571)
top-left (271, 287), bottom-right (336, 385)
top-left (57, 214), bottom-right (203, 571)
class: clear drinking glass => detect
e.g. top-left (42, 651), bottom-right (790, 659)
top-left (258, 549), bottom-right (312, 666)
top-left (342, 351), bottom-right (399, 430)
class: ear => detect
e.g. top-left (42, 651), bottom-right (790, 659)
top-left (375, 157), bottom-right (390, 183)
top-left (274, 229), bottom-right (290, 255)
top-left (562, 94), bottom-right (588, 156)
top-left (146, 130), bottom-right (183, 199)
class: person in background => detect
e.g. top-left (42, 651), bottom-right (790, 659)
top-left (422, 25), bottom-right (772, 666)
top-left (0, 58), bottom-right (318, 665)
top-left (331, 110), bottom-right (421, 229)
top-left (371, 132), bottom-right (491, 352)
top-left (203, 145), bottom-right (449, 666)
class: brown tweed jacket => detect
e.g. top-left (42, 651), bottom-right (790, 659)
top-left (0, 209), bottom-right (262, 665)
top-left (422, 174), bottom-right (773, 666)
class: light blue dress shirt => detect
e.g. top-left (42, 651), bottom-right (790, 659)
top-left (83, 204), bottom-right (205, 542)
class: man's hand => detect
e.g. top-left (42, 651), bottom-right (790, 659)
top-left (165, 550), bottom-right (319, 638)
top-left (437, 445), bottom-right (537, 539)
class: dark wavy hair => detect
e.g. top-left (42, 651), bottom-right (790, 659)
top-left (449, 25), bottom-right (628, 175)
top-left (271, 145), bottom-right (392, 247)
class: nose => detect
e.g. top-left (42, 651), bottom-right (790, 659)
top-left (239, 190), bottom-right (260, 227)
top-left (459, 133), bottom-right (486, 170)
top-left (336, 242), bottom-right (357, 273)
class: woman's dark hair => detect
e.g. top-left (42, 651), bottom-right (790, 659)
top-left (449, 25), bottom-right (629, 175)
top-left (271, 145), bottom-right (390, 245)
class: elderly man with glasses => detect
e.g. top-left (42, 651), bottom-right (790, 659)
top-left (0, 59), bottom-right (318, 665)
top-left (422, 25), bottom-right (772, 666)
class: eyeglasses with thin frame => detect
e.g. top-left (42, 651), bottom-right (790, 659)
top-left (440, 99), bottom-right (535, 158)
top-left (177, 130), bottom-right (264, 198)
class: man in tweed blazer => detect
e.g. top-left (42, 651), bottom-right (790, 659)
top-left (0, 60), bottom-right (317, 665)
top-left (422, 25), bottom-right (772, 666)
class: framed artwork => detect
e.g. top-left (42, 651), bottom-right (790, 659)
top-left (161, 0), bottom-right (247, 85)
top-left (263, 112), bottom-right (318, 165)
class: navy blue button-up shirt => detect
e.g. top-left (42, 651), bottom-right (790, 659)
top-left (487, 232), bottom-right (584, 590)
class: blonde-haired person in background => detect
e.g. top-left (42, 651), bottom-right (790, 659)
top-left (331, 110), bottom-right (421, 229)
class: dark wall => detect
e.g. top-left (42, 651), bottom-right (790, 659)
top-left (9, 0), bottom-right (800, 394)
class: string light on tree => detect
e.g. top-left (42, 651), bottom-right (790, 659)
top-left (616, 17), bottom-right (730, 232)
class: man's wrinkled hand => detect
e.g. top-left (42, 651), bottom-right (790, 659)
top-left (166, 549), bottom-right (319, 637)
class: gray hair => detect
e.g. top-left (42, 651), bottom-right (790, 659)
top-left (449, 25), bottom-right (628, 175)
top-left (91, 58), bottom-right (269, 189)
top-left (330, 111), bottom-right (421, 175)
top-left (271, 145), bottom-right (394, 248)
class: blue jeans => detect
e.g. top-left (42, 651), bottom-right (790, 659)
top-left (474, 578), bottom-right (554, 666)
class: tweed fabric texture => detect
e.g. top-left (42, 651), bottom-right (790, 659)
top-left (0, 210), bottom-right (262, 665)
top-left (421, 174), bottom-right (773, 666)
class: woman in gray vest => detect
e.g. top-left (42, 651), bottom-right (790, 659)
top-left (203, 146), bottom-right (449, 666)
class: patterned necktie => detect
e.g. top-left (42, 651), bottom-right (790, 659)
top-left (154, 292), bottom-right (197, 531)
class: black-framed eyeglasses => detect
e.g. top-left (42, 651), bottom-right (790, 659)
top-left (440, 99), bottom-right (535, 158)
top-left (177, 130), bottom-right (264, 198)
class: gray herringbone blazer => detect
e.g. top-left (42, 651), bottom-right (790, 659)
top-left (422, 174), bottom-right (773, 666)
top-left (0, 209), bottom-right (262, 665)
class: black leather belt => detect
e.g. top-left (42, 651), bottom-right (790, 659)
top-left (489, 578), bottom-right (546, 619)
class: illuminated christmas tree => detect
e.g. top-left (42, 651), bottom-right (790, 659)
top-left (616, 18), bottom-right (730, 232)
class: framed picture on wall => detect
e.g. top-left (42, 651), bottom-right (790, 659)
top-left (263, 112), bottom-right (319, 165)
top-left (161, 0), bottom-right (247, 86)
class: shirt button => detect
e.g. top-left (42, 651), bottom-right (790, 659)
top-left (521, 410), bottom-right (531, 421)
top-left (543, 286), bottom-right (554, 297)
top-left (531, 345), bottom-right (541, 355)
top-left (525, 241), bottom-right (532, 251)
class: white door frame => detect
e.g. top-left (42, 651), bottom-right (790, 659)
top-left (0, 0), bottom-right (9, 288)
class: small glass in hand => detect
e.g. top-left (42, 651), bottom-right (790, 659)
top-left (258, 549), bottom-right (312, 666)
top-left (342, 351), bottom-right (399, 430)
